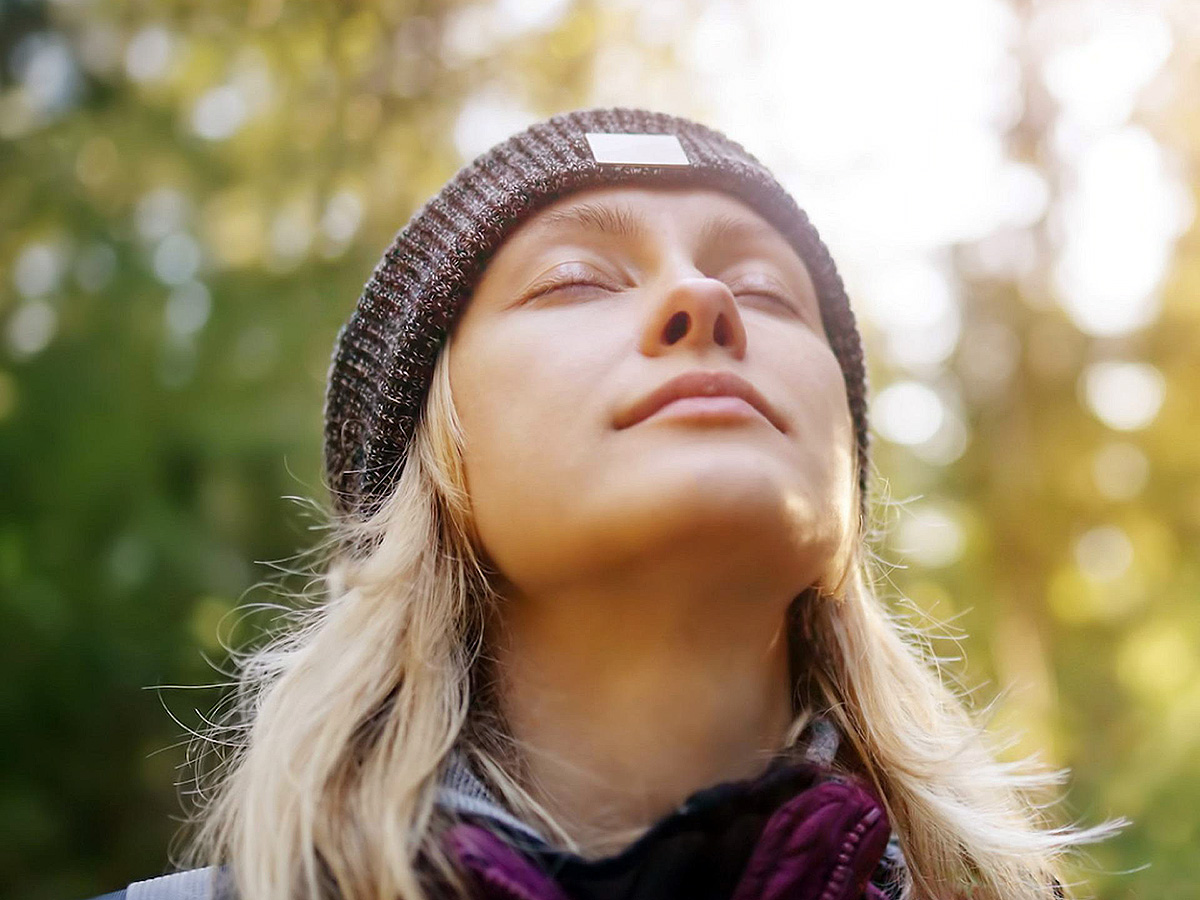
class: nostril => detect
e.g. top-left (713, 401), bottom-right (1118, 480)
top-left (662, 311), bottom-right (690, 345)
top-left (713, 313), bottom-right (732, 346)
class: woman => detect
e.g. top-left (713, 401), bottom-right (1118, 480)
top-left (95, 108), bottom-right (1108, 900)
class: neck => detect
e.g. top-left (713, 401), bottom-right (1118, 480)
top-left (488, 561), bottom-right (798, 856)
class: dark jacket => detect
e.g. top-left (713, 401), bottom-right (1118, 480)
top-left (88, 721), bottom-right (907, 900)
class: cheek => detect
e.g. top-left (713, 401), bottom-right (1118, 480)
top-left (447, 310), bottom-right (616, 535)
top-left (453, 317), bottom-right (603, 449)
top-left (774, 337), bottom-right (857, 506)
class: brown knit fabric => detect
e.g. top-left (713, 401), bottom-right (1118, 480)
top-left (323, 107), bottom-right (870, 522)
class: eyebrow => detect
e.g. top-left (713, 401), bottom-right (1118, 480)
top-left (532, 202), bottom-right (786, 252)
top-left (695, 212), bottom-right (785, 252)
top-left (533, 201), bottom-right (647, 240)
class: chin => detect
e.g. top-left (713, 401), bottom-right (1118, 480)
top-left (485, 448), bottom-right (849, 593)
top-left (601, 450), bottom-right (829, 551)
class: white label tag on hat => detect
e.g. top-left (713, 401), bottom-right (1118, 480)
top-left (585, 132), bottom-right (690, 166)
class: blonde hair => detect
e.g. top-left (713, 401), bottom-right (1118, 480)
top-left (184, 336), bottom-right (1115, 900)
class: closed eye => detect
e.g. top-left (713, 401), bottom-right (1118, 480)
top-left (729, 278), bottom-right (806, 317)
top-left (519, 265), bottom-right (621, 303)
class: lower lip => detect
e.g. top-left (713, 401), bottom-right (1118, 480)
top-left (644, 396), bottom-right (767, 425)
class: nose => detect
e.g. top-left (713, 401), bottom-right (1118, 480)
top-left (638, 276), bottom-right (748, 360)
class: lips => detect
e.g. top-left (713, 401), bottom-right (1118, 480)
top-left (614, 370), bottom-right (788, 433)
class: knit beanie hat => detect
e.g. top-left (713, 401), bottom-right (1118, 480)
top-left (324, 107), bottom-right (869, 523)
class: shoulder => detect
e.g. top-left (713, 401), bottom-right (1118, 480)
top-left (84, 866), bottom-right (234, 900)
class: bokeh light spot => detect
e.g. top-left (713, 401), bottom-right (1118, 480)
top-left (135, 187), bottom-right (191, 244)
top-left (1081, 360), bottom-right (1166, 431)
top-left (896, 503), bottom-right (966, 568)
top-left (164, 282), bottom-right (212, 340)
top-left (6, 301), bottom-right (58, 360)
top-left (874, 381), bottom-right (945, 446)
top-left (13, 242), bottom-right (67, 300)
top-left (1074, 524), bottom-right (1134, 583)
top-left (1092, 441), bottom-right (1150, 501)
top-left (152, 233), bottom-right (202, 286)
top-left (124, 25), bottom-right (174, 83)
top-left (192, 86), bottom-right (249, 141)
top-left (1116, 621), bottom-right (1196, 701)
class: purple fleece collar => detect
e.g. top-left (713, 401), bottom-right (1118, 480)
top-left (441, 760), bottom-right (896, 900)
top-left (434, 718), bottom-right (907, 897)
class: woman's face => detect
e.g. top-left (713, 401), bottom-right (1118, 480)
top-left (448, 186), bottom-right (856, 598)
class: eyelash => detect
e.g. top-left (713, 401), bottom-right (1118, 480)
top-left (529, 272), bottom-right (615, 299)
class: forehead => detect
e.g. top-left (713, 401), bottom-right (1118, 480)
top-left (511, 184), bottom-right (792, 246)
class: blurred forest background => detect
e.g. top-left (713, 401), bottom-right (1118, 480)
top-left (2, 0), bottom-right (1197, 897)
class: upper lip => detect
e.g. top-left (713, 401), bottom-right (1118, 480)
top-left (614, 370), bottom-right (788, 433)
